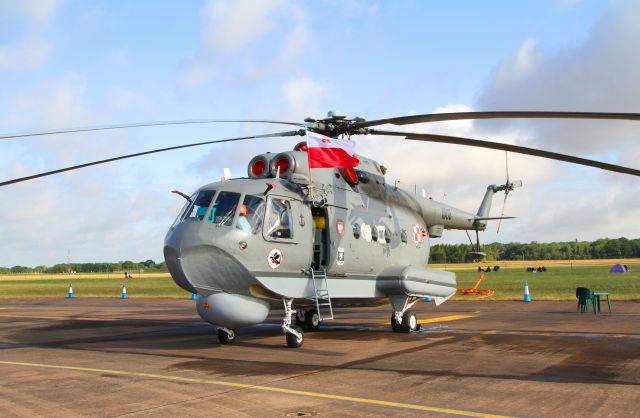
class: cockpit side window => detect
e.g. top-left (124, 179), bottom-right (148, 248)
top-left (182, 190), bottom-right (216, 222)
top-left (266, 197), bottom-right (293, 239)
top-left (236, 195), bottom-right (265, 234)
top-left (211, 191), bottom-right (241, 226)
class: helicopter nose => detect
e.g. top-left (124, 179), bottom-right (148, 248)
top-left (164, 244), bottom-right (195, 293)
top-left (164, 223), bottom-right (258, 295)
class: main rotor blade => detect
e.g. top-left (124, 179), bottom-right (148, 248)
top-left (369, 129), bottom-right (640, 177)
top-left (0, 129), bottom-right (305, 187)
top-left (472, 216), bottom-right (516, 221)
top-left (356, 111), bottom-right (640, 128)
top-left (0, 119), bottom-right (305, 140)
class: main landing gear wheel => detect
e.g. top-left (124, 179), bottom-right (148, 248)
top-left (286, 325), bottom-right (304, 348)
top-left (391, 314), bottom-right (402, 333)
top-left (403, 310), bottom-right (418, 332)
top-left (217, 328), bottom-right (237, 345)
top-left (305, 309), bottom-right (321, 331)
top-left (391, 310), bottom-right (418, 333)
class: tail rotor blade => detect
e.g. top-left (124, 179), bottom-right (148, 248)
top-left (497, 193), bottom-right (508, 234)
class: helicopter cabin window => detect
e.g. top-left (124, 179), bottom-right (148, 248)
top-left (371, 225), bottom-right (378, 242)
top-left (266, 198), bottom-right (293, 239)
top-left (236, 195), bottom-right (265, 234)
top-left (182, 190), bottom-right (216, 222)
top-left (211, 191), bottom-right (241, 226)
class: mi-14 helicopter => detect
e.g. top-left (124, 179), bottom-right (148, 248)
top-left (2, 110), bottom-right (640, 348)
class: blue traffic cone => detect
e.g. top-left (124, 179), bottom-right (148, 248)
top-left (191, 293), bottom-right (197, 300)
top-left (68, 284), bottom-right (74, 299)
top-left (121, 284), bottom-right (127, 299)
top-left (523, 280), bottom-right (532, 302)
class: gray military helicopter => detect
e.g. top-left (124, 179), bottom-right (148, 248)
top-left (2, 110), bottom-right (640, 348)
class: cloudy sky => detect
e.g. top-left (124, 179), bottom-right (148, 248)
top-left (1, 0), bottom-right (639, 267)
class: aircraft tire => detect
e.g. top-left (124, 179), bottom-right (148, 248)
top-left (286, 326), bottom-right (304, 348)
top-left (218, 328), bottom-right (237, 344)
top-left (403, 310), bottom-right (418, 332)
top-left (390, 314), bottom-right (403, 333)
top-left (295, 310), bottom-right (306, 328)
top-left (305, 309), bottom-right (321, 331)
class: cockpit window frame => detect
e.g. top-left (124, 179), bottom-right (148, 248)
top-left (263, 195), bottom-right (295, 242)
top-left (210, 190), bottom-right (242, 227)
top-left (235, 193), bottom-right (266, 235)
top-left (181, 189), bottom-right (217, 223)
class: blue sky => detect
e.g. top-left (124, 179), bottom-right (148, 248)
top-left (1, 0), bottom-right (639, 266)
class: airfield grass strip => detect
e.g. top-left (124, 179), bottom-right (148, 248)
top-left (0, 262), bottom-right (639, 300)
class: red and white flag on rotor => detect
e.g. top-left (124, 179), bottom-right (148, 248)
top-left (306, 130), bottom-right (360, 169)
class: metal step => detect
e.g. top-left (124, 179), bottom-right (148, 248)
top-left (311, 268), bottom-right (333, 321)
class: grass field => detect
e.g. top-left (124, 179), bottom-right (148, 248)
top-left (1, 260), bottom-right (639, 300)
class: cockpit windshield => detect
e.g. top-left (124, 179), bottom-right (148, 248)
top-left (211, 191), bottom-right (241, 226)
top-left (182, 190), bottom-right (216, 222)
top-left (236, 195), bottom-right (265, 234)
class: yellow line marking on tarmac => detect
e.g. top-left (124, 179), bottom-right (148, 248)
top-left (0, 360), bottom-right (514, 418)
top-left (483, 330), bottom-right (499, 335)
top-left (374, 314), bottom-right (474, 327)
top-left (0, 314), bottom-right (113, 321)
top-left (418, 314), bottom-right (474, 324)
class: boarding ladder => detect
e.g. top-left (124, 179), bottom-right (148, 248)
top-left (311, 268), bottom-right (334, 321)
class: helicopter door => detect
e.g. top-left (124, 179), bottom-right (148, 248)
top-left (312, 207), bottom-right (328, 269)
top-left (263, 196), bottom-right (313, 269)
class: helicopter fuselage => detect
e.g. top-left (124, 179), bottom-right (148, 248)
top-left (164, 150), bottom-right (489, 330)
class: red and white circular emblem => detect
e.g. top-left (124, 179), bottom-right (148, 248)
top-left (267, 248), bottom-right (283, 269)
top-left (336, 220), bottom-right (345, 235)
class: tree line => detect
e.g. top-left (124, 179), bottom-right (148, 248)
top-left (429, 237), bottom-right (640, 263)
top-left (0, 259), bottom-right (167, 274)
top-left (2, 237), bottom-right (639, 272)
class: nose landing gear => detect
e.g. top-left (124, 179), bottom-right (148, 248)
top-left (283, 298), bottom-right (305, 348)
top-left (217, 327), bottom-right (237, 344)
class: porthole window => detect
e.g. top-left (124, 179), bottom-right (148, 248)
top-left (400, 229), bottom-right (408, 244)
top-left (371, 225), bottom-right (378, 242)
top-left (384, 227), bottom-right (391, 244)
top-left (353, 223), bottom-right (361, 239)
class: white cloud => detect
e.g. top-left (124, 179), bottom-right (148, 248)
top-left (477, 1), bottom-right (640, 155)
top-left (202, 0), bottom-right (282, 52)
top-left (282, 76), bottom-right (330, 120)
top-left (0, 0), bottom-right (63, 26)
top-left (0, 0), bottom-right (63, 72)
top-left (183, 0), bottom-right (309, 87)
top-left (556, 0), bottom-right (581, 12)
top-left (0, 37), bottom-right (51, 71)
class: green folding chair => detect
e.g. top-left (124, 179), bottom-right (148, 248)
top-left (576, 287), bottom-right (597, 314)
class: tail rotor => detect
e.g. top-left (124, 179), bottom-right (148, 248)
top-left (496, 152), bottom-right (522, 233)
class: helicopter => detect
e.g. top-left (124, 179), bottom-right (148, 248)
top-left (2, 110), bottom-right (640, 348)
